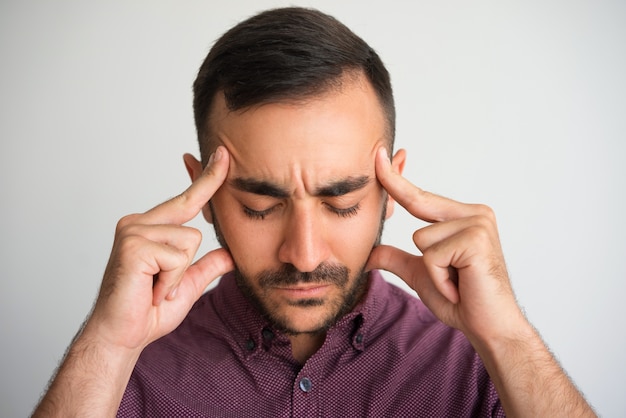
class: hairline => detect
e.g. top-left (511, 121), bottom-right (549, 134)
top-left (198, 70), bottom-right (395, 167)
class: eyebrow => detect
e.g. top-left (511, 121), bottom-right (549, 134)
top-left (230, 175), bottom-right (371, 198)
top-left (315, 175), bottom-right (370, 197)
top-left (231, 178), bottom-right (290, 198)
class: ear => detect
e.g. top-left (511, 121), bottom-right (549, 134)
top-left (183, 153), bottom-right (214, 224)
top-left (383, 148), bottom-right (406, 220)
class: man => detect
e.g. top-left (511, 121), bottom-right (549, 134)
top-left (33, 7), bottom-right (595, 417)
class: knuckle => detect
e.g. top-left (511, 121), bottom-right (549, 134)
top-left (115, 234), bottom-right (145, 255)
top-left (178, 248), bottom-right (192, 265)
top-left (472, 204), bottom-right (496, 222)
top-left (421, 247), bottom-right (434, 263)
top-left (116, 213), bottom-right (140, 233)
top-left (169, 192), bottom-right (197, 220)
top-left (412, 228), bottom-right (427, 250)
top-left (471, 214), bottom-right (493, 230)
top-left (187, 226), bottom-right (202, 241)
top-left (465, 224), bottom-right (493, 249)
top-left (420, 248), bottom-right (440, 271)
top-left (164, 248), bottom-right (192, 275)
top-left (172, 190), bottom-right (191, 207)
top-left (189, 228), bottom-right (203, 247)
top-left (179, 226), bottom-right (202, 254)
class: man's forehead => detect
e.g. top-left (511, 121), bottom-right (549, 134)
top-left (208, 72), bottom-right (387, 198)
top-left (207, 73), bottom-right (390, 152)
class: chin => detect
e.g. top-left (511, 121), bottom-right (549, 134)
top-left (274, 303), bottom-right (344, 336)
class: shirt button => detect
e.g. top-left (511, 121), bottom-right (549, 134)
top-left (262, 328), bottom-right (275, 341)
top-left (245, 339), bottom-right (256, 351)
top-left (355, 333), bottom-right (364, 344)
top-left (299, 377), bottom-right (313, 393)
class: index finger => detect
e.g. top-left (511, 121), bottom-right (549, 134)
top-left (376, 147), bottom-right (478, 222)
top-left (142, 146), bottom-right (230, 225)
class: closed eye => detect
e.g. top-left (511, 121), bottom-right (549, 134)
top-left (243, 205), bottom-right (278, 220)
top-left (325, 202), bottom-right (360, 218)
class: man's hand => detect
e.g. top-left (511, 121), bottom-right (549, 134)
top-left (88, 146), bottom-right (234, 351)
top-left (367, 147), bottom-right (524, 344)
top-left (33, 146), bottom-right (234, 417)
top-left (367, 147), bottom-right (596, 417)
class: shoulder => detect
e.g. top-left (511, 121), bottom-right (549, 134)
top-left (366, 273), bottom-right (449, 335)
top-left (366, 274), bottom-right (491, 388)
top-left (356, 276), bottom-right (503, 416)
top-left (367, 277), bottom-right (466, 354)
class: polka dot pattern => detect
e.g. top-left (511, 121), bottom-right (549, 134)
top-left (117, 271), bottom-right (504, 417)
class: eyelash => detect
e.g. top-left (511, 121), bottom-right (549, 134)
top-left (325, 203), bottom-right (360, 218)
top-left (242, 203), bottom-right (361, 220)
top-left (243, 205), bottom-right (277, 220)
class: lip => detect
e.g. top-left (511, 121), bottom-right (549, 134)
top-left (275, 284), bottom-right (331, 299)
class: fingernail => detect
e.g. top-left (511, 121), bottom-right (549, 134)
top-left (207, 152), bottom-right (216, 166)
top-left (214, 146), bottom-right (224, 162)
top-left (379, 147), bottom-right (390, 164)
top-left (168, 286), bottom-right (178, 300)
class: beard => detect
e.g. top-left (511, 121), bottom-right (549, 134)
top-left (209, 200), bottom-right (386, 336)
top-left (233, 262), bottom-right (369, 336)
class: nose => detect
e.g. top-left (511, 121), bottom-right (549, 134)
top-left (278, 204), bottom-right (330, 273)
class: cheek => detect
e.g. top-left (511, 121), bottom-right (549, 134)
top-left (329, 202), bottom-right (384, 264)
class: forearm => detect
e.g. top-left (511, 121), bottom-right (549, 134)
top-left (32, 329), bottom-right (140, 418)
top-left (471, 320), bottom-right (596, 418)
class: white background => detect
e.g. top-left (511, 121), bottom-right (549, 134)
top-left (1, 1), bottom-right (624, 416)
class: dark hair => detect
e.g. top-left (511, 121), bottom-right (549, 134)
top-left (192, 7), bottom-right (395, 164)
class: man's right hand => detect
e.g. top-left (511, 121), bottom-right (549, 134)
top-left (86, 145), bottom-right (234, 352)
top-left (32, 146), bottom-right (234, 417)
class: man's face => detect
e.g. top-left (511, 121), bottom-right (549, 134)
top-left (207, 73), bottom-right (395, 335)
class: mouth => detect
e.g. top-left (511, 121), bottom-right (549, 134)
top-left (274, 284), bottom-right (331, 299)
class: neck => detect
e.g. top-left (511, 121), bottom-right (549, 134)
top-left (289, 332), bottom-right (326, 364)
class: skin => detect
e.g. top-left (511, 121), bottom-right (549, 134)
top-left (184, 76), bottom-right (403, 361)
top-left (32, 73), bottom-right (596, 417)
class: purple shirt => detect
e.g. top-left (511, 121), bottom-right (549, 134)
top-left (118, 271), bottom-right (504, 417)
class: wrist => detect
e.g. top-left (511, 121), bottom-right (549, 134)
top-left (76, 320), bottom-right (144, 369)
top-left (467, 310), bottom-right (537, 359)
top-left (33, 324), bottom-right (142, 417)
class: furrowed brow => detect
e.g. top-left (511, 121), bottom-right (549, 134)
top-left (231, 177), bottom-right (290, 198)
top-left (315, 176), bottom-right (371, 197)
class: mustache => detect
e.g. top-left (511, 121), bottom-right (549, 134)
top-left (258, 263), bottom-right (349, 288)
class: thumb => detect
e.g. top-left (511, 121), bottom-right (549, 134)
top-left (367, 245), bottom-right (457, 309)
top-left (178, 248), bottom-right (235, 302)
top-left (367, 245), bottom-right (419, 284)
